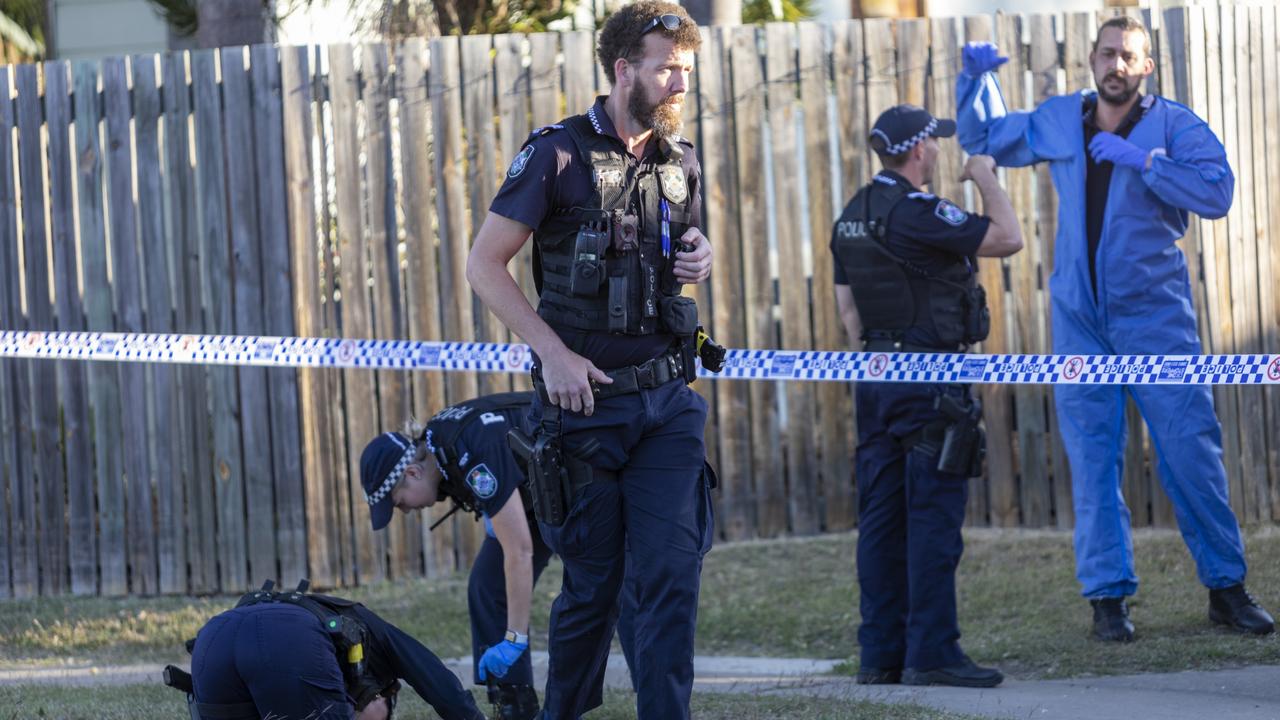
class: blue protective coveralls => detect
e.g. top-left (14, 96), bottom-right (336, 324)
top-left (955, 71), bottom-right (1247, 598)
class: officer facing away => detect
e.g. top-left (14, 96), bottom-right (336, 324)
top-left (182, 580), bottom-right (484, 720)
top-left (465, 2), bottom-right (715, 718)
top-left (361, 392), bottom-right (548, 720)
top-left (831, 104), bottom-right (1023, 688)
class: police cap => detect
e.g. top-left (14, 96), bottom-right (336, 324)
top-left (360, 432), bottom-right (417, 531)
top-left (869, 104), bottom-right (957, 155)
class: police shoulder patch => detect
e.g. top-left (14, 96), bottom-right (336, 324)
top-left (507, 145), bottom-right (535, 178)
top-left (934, 199), bottom-right (968, 226)
top-left (465, 463), bottom-right (499, 499)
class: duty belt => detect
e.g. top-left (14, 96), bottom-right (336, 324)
top-left (863, 338), bottom-right (963, 354)
top-left (533, 347), bottom-right (685, 400)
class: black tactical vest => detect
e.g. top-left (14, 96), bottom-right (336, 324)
top-left (529, 112), bottom-right (699, 340)
top-left (233, 583), bottom-right (394, 712)
top-left (422, 392), bottom-right (533, 514)
top-left (832, 176), bottom-right (988, 350)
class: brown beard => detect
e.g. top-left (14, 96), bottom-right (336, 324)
top-left (1097, 72), bottom-right (1142, 105)
top-left (629, 81), bottom-right (684, 140)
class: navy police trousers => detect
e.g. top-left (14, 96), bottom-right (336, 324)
top-left (468, 527), bottom-right (555, 686)
top-left (532, 377), bottom-right (714, 720)
top-left (192, 603), bottom-right (353, 720)
top-left (855, 382), bottom-right (971, 673)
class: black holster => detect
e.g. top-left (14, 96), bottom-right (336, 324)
top-left (508, 405), bottom-right (609, 527)
top-left (934, 393), bottom-right (985, 477)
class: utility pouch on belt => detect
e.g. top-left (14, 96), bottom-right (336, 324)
top-left (569, 226), bottom-right (609, 297)
top-left (658, 295), bottom-right (699, 337)
top-left (963, 285), bottom-right (991, 345)
top-left (934, 393), bottom-right (986, 477)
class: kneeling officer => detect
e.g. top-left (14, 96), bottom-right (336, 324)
top-left (167, 579), bottom-right (484, 720)
top-left (831, 104), bottom-right (1022, 688)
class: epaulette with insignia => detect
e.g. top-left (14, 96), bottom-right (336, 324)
top-left (907, 191), bottom-right (936, 201)
top-left (528, 124), bottom-right (564, 141)
top-left (873, 174), bottom-right (897, 185)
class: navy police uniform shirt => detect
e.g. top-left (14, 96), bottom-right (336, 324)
top-left (347, 604), bottom-right (483, 719)
top-left (831, 170), bottom-right (990, 349)
top-left (488, 96), bottom-right (704, 370)
top-left (831, 170), bottom-right (989, 284)
top-left (424, 404), bottom-right (527, 519)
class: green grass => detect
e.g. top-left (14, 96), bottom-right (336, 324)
top-left (0, 684), bottom-right (979, 720)
top-left (2, 528), bottom-right (1278, 680)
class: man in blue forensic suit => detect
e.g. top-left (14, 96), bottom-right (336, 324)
top-left (185, 581), bottom-right (484, 720)
top-left (464, 2), bottom-right (715, 718)
top-left (361, 392), bottom-right (550, 720)
top-left (956, 16), bottom-right (1273, 641)
top-left (832, 104), bottom-right (1023, 688)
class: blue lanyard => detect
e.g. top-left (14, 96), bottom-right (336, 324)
top-left (660, 197), bottom-right (671, 258)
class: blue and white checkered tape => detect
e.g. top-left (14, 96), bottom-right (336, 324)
top-left (1, 331), bottom-right (1278, 385)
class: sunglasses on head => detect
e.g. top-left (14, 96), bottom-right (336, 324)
top-left (639, 13), bottom-right (682, 36)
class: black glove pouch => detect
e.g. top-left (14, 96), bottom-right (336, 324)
top-left (658, 295), bottom-right (699, 337)
top-left (962, 285), bottom-right (991, 345)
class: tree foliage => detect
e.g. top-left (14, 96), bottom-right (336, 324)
top-left (742, 0), bottom-right (815, 24)
top-left (0, 0), bottom-right (46, 57)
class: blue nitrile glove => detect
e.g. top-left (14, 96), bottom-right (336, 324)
top-left (1088, 131), bottom-right (1149, 172)
top-left (477, 639), bottom-right (528, 681)
top-left (961, 42), bottom-right (1008, 77)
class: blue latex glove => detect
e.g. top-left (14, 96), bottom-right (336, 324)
top-left (1088, 131), bottom-right (1149, 172)
top-left (962, 42), bottom-right (1008, 77)
top-left (478, 639), bottom-right (528, 681)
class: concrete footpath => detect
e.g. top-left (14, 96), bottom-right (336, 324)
top-left (3, 653), bottom-right (1279, 720)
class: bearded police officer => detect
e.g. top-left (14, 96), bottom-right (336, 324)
top-left (465, 3), bottom-right (715, 719)
top-left (831, 104), bottom-right (1022, 688)
top-left (360, 392), bottom-right (550, 720)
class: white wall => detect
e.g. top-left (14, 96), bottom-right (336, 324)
top-left (53, 0), bottom-right (168, 61)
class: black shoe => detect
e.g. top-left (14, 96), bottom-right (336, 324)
top-left (902, 657), bottom-right (1003, 688)
top-left (855, 667), bottom-right (902, 684)
top-left (488, 682), bottom-right (540, 720)
top-left (1090, 597), bottom-right (1135, 642)
top-left (1209, 584), bottom-right (1275, 635)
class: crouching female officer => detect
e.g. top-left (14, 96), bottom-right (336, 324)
top-left (361, 392), bottom-right (549, 720)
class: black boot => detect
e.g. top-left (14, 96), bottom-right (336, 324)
top-left (902, 656), bottom-right (1003, 688)
top-left (487, 682), bottom-right (540, 720)
top-left (1209, 585), bottom-right (1275, 635)
top-left (1090, 597), bottom-right (1135, 642)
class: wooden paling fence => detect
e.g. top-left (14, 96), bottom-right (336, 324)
top-left (0, 5), bottom-right (1277, 598)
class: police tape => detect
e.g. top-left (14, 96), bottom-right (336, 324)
top-left (2, 330), bottom-right (1279, 385)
